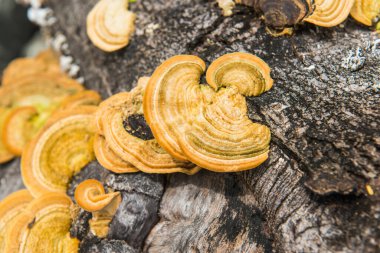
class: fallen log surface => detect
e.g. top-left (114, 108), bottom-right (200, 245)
top-left (1, 0), bottom-right (379, 252)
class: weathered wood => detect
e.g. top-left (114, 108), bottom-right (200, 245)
top-left (0, 0), bottom-right (378, 252)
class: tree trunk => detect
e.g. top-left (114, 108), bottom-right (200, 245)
top-left (2, 0), bottom-right (379, 252)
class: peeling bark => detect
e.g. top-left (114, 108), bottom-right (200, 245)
top-left (0, 0), bottom-right (378, 252)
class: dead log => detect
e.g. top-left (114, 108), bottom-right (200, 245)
top-left (0, 0), bottom-right (379, 252)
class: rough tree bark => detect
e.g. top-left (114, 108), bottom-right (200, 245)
top-left (1, 0), bottom-right (379, 252)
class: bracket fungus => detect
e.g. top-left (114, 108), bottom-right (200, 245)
top-left (21, 106), bottom-right (97, 197)
top-left (0, 109), bottom-right (14, 163)
top-left (5, 192), bottom-right (79, 253)
top-left (97, 77), bottom-right (201, 174)
top-left (60, 90), bottom-right (102, 110)
top-left (0, 190), bottom-right (33, 252)
top-left (0, 50), bottom-right (91, 161)
top-left (1, 49), bottom-right (61, 87)
top-left (87, 0), bottom-right (136, 52)
top-left (2, 106), bottom-right (38, 155)
top-left (0, 73), bottom-right (84, 159)
top-left (74, 179), bottom-right (121, 238)
top-left (144, 52), bottom-right (272, 172)
top-left (217, 0), bottom-right (236, 16)
top-left (94, 134), bottom-right (138, 173)
top-left (304, 0), bottom-right (355, 27)
top-left (350, 0), bottom-right (380, 28)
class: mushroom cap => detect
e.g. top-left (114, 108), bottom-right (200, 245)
top-left (4, 192), bottom-right (79, 253)
top-left (99, 77), bottom-right (201, 174)
top-left (87, 0), bottom-right (136, 52)
top-left (59, 90), bottom-right (102, 110)
top-left (0, 73), bottom-right (84, 157)
top-left (74, 179), bottom-right (120, 212)
top-left (304, 0), bottom-right (355, 27)
top-left (350, 0), bottom-right (380, 26)
top-left (0, 108), bottom-right (15, 163)
top-left (144, 52), bottom-right (272, 172)
top-left (0, 190), bottom-right (33, 252)
top-left (21, 106), bottom-right (97, 197)
top-left (2, 106), bottom-right (39, 155)
top-left (1, 49), bottom-right (61, 87)
top-left (94, 134), bottom-right (139, 173)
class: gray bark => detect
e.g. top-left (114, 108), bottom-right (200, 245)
top-left (0, 0), bottom-right (379, 252)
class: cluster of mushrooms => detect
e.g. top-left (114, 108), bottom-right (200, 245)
top-left (95, 53), bottom-right (273, 174)
top-left (86, 0), bottom-right (379, 52)
top-left (0, 50), bottom-right (103, 252)
top-left (218, 0), bottom-right (380, 34)
top-left (0, 50), bottom-right (273, 252)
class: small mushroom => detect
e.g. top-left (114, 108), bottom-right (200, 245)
top-left (0, 190), bottom-right (33, 252)
top-left (4, 192), bottom-right (79, 252)
top-left (74, 179), bottom-right (121, 238)
top-left (1, 49), bottom-right (61, 87)
top-left (217, 0), bottom-right (236, 16)
top-left (87, 0), bottom-right (136, 52)
top-left (350, 0), bottom-right (380, 28)
top-left (59, 90), bottom-right (102, 110)
top-left (99, 77), bottom-right (201, 174)
top-left (304, 0), bottom-right (355, 27)
top-left (2, 106), bottom-right (38, 155)
top-left (0, 108), bottom-right (14, 163)
top-left (21, 106), bottom-right (97, 197)
top-left (144, 52), bottom-right (272, 172)
top-left (94, 134), bottom-right (138, 173)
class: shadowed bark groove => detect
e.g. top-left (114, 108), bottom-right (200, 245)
top-left (0, 0), bottom-right (378, 252)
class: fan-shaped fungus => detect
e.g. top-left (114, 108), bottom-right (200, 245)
top-left (99, 77), bottom-right (201, 174)
top-left (60, 90), bottom-right (102, 110)
top-left (2, 106), bottom-right (38, 155)
top-left (350, 0), bottom-right (380, 28)
top-left (0, 190), bottom-right (33, 252)
top-left (94, 134), bottom-right (138, 173)
top-left (1, 49), bottom-right (61, 87)
top-left (21, 106), bottom-right (97, 197)
top-left (144, 53), bottom-right (272, 172)
top-left (4, 192), bottom-right (79, 253)
top-left (217, 0), bottom-right (236, 16)
top-left (304, 0), bottom-right (355, 27)
top-left (0, 73), bottom-right (83, 160)
top-left (74, 179), bottom-right (121, 238)
top-left (87, 0), bottom-right (136, 52)
top-left (0, 109), bottom-right (14, 163)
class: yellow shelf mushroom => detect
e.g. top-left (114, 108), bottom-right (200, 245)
top-left (1, 49), bottom-right (61, 87)
top-left (350, 0), bottom-right (380, 28)
top-left (0, 108), bottom-right (15, 163)
top-left (304, 0), bottom-right (355, 27)
top-left (2, 106), bottom-right (38, 155)
top-left (21, 106), bottom-right (97, 197)
top-left (98, 77), bottom-right (201, 174)
top-left (74, 179), bottom-right (121, 238)
top-left (94, 134), bottom-right (138, 173)
top-left (60, 90), bottom-right (102, 110)
top-left (87, 0), bottom-right (136, 52)
top-left (0, 190), bottom-right (33, 252)
top-left (0, 73), bottom-right (84, 158)
top-left (4, 192), bottom-right (79, 253)
top-left (0, 49), bottom-right (95, 160)
top-left (144, 52), bottom-right (272, 172)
